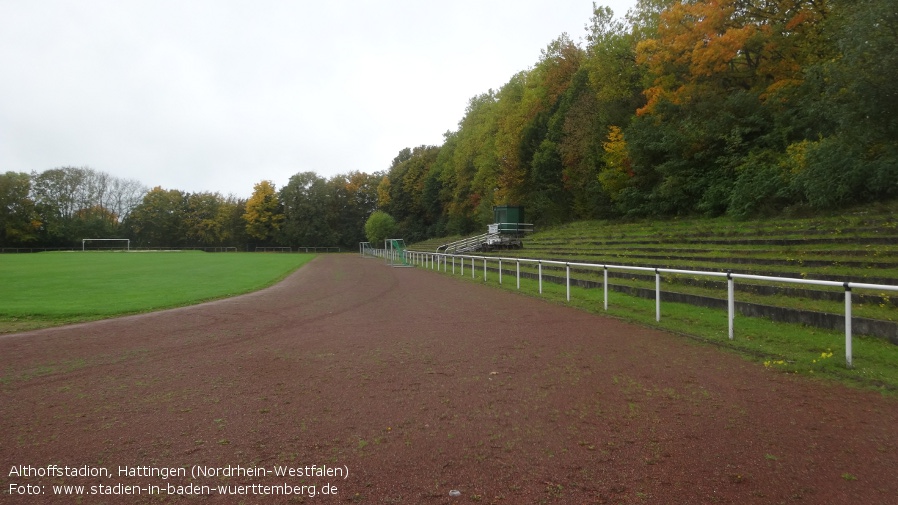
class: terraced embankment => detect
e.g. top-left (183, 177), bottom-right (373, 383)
top-left (414, 212), bottom-right (898, 343)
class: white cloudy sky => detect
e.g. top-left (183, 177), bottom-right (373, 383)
top-left (1, 0), bottom-right (635, 198)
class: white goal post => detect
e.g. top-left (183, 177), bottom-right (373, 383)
top-left (82, 238), bottom-right (130, 251)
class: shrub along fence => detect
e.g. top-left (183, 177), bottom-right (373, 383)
top-left (403, 250), bottom-right (898, 369)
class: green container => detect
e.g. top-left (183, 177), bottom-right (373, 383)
top-left (493, 205), bottom-right (524, 225)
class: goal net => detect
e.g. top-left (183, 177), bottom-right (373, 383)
top-left (82, 238), bottom-right (130, 251)
top-left (385, 238), bottom-right (413, 267)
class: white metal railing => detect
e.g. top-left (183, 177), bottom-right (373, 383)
top-left (402, 250), bottom-right (898, 368)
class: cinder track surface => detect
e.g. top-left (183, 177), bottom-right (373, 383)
top-left (2, 255), bottom-right (896, 503)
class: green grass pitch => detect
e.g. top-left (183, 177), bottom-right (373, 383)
top-left (0, 251), bottom-right (315, 329)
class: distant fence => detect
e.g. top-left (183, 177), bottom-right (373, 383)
top-left (0, 247), bottom-right (79, 253)
top-left (255, 246), bottom-right (341, 253)
top-left (404, 250), bottom-right (898, 368)
top-left (255, 247), bottom-right (293, 253)
top-left (295, 247), bottom-right (341, 253)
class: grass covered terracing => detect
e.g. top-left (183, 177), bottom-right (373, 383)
top-left (411, 204), bottom-right (898, 393)
top-left (413, 203), bottom-right (898, 321)
top-left (0, 251), bottom-right (315, 334)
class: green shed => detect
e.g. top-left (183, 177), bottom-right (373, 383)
top-left (492, 205), bottom-right (532, 236)
top-left (493, 205), bottom-right (525, 225)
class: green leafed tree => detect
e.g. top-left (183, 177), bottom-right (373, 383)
top-left (0, 171), bottom-right (40, 246)
top-left (125, 186), bottom-right (188, 247)
top-left (278, 172), bottom-right (334, 247)
top-left (183, 192), bottom-right (227, 246)
top-left (364, 210), bottom-right (397, 247)
top-left (379, 145), bottom-right (442, 242)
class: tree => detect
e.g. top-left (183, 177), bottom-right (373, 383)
top-left (243, 180), bottom-right (284, 243)
top-left (439, 91), bottom-right (501, 231)
top-left (218, 195), bottom-right (249, 248)
top-left (278, 172), bottom-right (333, 247)
top-left (26, 166), bottom-right (146, 245)
top-left (379, 145), bottom-right (442, 242)
top-left (29, 166), bottom-right (87, 244)
top-left (364, 211), bottom-right (397, 246)
top-left (335, 171), bottom-right (381, 247)
top-left (525, 35), bottom-right (585, 224)
top-left (125, 187), bottom-right (188, 247)
top-left (557, 68), bottom-right (615, 219)
top-left (107, 177), bottom-right (147, 223)
top-left (788, 0), bottom-right (898, 209)
top-left (619, 0), bottom-right (835, 215)
top-left (0, 171), bottom-right (40, 246)
top-left (598, 125), bottom-right (632, 200)
top-left (184, 192), bottom-right (227, 246)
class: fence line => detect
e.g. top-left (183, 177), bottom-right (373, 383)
top-left (295, 246), bottom-right (341, 253)
top-left (401, 250), bottom-right (898, 368)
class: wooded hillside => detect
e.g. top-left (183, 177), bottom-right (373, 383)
top-left (380, 0), bottom-right (897, 242)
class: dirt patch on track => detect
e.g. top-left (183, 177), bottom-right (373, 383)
top-left (2, 254), bottom-right (897, 504)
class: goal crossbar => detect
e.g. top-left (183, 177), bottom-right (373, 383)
top-left (82, 238), bottom-right (130, 251)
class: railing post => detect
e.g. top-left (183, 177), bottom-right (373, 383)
top-left (603, 266), bottom-right (608, 311)
top-left (728, 272), bottom-right (734, 340)
top-left (538, 261), bottom-right (543, 294)
top-left (483, 258), bottom-right (487, 281)
top-left (845, 283), bottom-right (853, 368)
top-left (499, 259), bottom-right (502, 285)
top-left (460, 256), bottom-right (464, 276)
top-left (566, 263), bottom-right (571, 301)
top-left (516, 261), bottom-right (520, 290)
top-left (655, 268), bottom-right (661, 322)
top-left (472, 258), bottom-right (475, 279)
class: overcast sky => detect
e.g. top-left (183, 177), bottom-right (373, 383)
top-left (1, 0), bottom-right (636, 198)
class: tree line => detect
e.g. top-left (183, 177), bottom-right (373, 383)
top-left (378, 0), bottom-right (897, 242)
top-left (1, 167), bottom-right (380, 250)
top-left (3, 0), bottom-right (895, 249)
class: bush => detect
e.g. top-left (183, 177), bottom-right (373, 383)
top-left (364, 211), bottom-right (398, 246)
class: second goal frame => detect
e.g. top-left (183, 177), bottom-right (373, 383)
top-left (82, 238), bottom-right (130, 251)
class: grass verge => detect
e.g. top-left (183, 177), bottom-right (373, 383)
top-left (0, 251), bottom-right (315, 333)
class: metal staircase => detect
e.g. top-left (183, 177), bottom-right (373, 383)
top-left (436, 232), bottom-right (498, 254)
